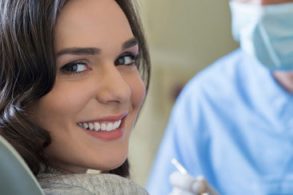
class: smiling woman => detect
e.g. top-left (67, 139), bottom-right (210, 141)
top-left (0, 0), bottom-right (150, 194)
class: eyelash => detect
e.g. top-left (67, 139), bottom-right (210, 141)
top-left (60, 61), bottom-right (90, 75)
top-left (60, 52), bottom-right (139, 75)
top-left (115, 52), bottom-right (139, 67)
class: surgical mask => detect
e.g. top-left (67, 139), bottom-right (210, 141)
top-left (229, 1), bottom-right (293, 71)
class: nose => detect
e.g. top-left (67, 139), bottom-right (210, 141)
top-left (95, 64), bottom-right (131, 105)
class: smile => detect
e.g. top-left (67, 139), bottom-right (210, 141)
top-left (77, 120), bottom-right (122, 132)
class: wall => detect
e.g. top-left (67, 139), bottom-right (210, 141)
top-left (129, 0), bottom-right (238, 186)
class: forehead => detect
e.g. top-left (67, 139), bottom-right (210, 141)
top-left (232, 0), bottom-right (293, 4)
top-left (54, 0), bottom-right (133, 51)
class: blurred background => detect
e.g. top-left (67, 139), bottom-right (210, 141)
top-left (129, 0), bottom-right (238, 186)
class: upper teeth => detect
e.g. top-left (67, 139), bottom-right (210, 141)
top-left (78, 120), bottom-right (121, 131)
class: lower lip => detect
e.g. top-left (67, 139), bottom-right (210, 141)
top-left (85, 128), bottom-right (124, 141)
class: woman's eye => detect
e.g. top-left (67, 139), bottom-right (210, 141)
top-left (61, 62), bottom-right (89, 74)
top-left (115, 53), bottom-right (138, 66)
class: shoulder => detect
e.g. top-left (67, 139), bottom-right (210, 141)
top-left (178, 49), bottom-right (248, 101)
top-left (38, 173), bottom-right (148, 195)
top-left (187, 49), bottom-right (245, 89)
top-left (170, 49), bottom-right (251, 123)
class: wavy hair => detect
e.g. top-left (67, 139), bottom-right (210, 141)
top-left (0, 0), bottom-right (150, 177)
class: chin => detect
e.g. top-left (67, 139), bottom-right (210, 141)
top-left (93, 153), bottom-right (128, 171)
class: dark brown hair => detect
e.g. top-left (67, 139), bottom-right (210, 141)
top-left (0, 0), bottom-right (150, 177)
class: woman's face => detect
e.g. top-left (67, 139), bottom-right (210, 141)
top-left (30, 0), bottom-right (145, 172)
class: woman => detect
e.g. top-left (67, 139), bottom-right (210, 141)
top-left (0, 0), bottom-right (150, 194)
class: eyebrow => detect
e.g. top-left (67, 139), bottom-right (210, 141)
top-left (56, 37), bottom-right (138, 57)
top-left (122, 37), bottom-right (138, 50)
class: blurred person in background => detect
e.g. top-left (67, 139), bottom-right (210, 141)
top-left (147, 0), bottom-right (293, 194)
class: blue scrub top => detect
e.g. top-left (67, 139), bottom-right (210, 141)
top-left (147, 49), bottom-right (293, 195)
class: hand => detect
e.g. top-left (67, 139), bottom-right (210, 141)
top-left (169, 171), bottom-right (217, 195)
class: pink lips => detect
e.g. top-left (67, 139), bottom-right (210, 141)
top-left (83, 112), bottom-right (128, 123)
top-left (80, 113), bottom-right (128, 141)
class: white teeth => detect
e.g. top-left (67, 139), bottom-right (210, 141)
top-left (101, 123), bottom-right (106, 131)
top-left (94, 122), bottom-right (100, 131)
top-left (106, 123), bottom-right (113, 131)
top-left (78, 119), bottom-right (122, 132)
top-left (89, 123), bottom-right (94, 130)
top-left (114, 120), bottom-right (121, 129)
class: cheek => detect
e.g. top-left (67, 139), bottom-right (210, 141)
top-left (129, 74), bottom-right (146, 110)
top-left (31, 84), bottom-right (90, 128)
